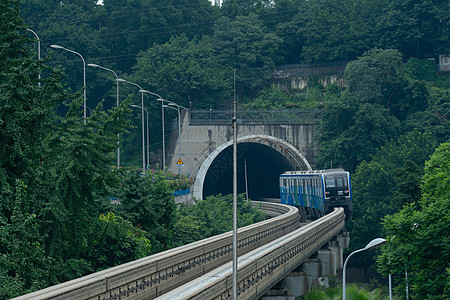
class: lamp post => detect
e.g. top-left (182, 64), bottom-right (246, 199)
top-left (83, 105), bottom-right (92, 117)
top-left (88, 63), bottom-right (121, 169)
top-left (27, 29), bottom-right (40, 85)
top-left (158, 98), bottom-right (167, 171)
top-left (50, 45), bottom-right (87, 123)
top-left (117, 78), bottom-right (145, 174)
top-left (131, 105), bottom-right (149, 169)
top-left (167, 103), bottom-right (182, 173)
top-left (343, 238), bottom-right (386, 300)
top-left (168, 102), bottom-right (190, 177)
top-left (163, 104), bottom-right (181, 177)
top-left (138, 90), bottom-right (166, 171)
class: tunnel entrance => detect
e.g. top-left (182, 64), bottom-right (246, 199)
top-left (203, 143), bottom-right (293, 200)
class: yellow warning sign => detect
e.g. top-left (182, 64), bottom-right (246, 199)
top-left (176, 158), bottom-right (184, 165)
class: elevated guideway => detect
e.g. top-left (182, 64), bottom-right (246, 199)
top-left (14, 202), bottom-right (346, 300)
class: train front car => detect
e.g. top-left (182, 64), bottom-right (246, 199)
top-left (322, 170), bottom-right (352, 220)
top-left (279, 170), bottom-right (325, 220)
top-left (280, 169), bottom-right (352, 220)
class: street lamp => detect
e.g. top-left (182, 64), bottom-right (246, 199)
top-left (138, 90), bottom-right (166, 171)
top-left (82, 105), bottom-right (92, 117)
top-left (131, 105), bottom-right (149, 169)
top-left (343, 238), bottom-right (386, 300)
top-left (163, 104), bottom-right (181, 177)
top-left (50, 45), bottom-right (87, 124)
top-left (168, 102), bottom-right (190, 177)
top-left (88, 63), bottom-right (121, 169)
top-left (27, 29), bottom-right (40, 85)
top-left (117, 78), bottom-right (146, 174)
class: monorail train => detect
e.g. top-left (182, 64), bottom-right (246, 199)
top-left (280, 169), bottom-right (352, 220)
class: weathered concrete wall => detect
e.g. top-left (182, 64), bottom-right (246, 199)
top-left (166, 111), bottom-right (319, 180)
top-left (273, 62), bottom-right (347, 92)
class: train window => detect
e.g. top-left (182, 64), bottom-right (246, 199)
top-left (283, 179), bottom-right (287, 187)
top-left (336, 176), bottom-right (348, 187)
top-left (325, 177), bottom-right (335, 188)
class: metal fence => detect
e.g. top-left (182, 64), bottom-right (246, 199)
top-left (190, 109), bottom-right (322, 125)
top-left (274, 61), bottom-right (348, 77)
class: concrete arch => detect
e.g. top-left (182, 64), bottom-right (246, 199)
top-left (193, 134), bottom-right (312, 200)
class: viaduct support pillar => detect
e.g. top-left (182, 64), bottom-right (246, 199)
top-left (262, 231), bottom-right (350, 299)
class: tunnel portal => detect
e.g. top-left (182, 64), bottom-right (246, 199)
top-left (203, 143), bottom-right (291, 200)
top-left (192, 135), bottom-right (311, 200)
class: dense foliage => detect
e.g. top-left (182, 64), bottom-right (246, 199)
top-left (1, 0), bottom-right (449, 298)
top-left (1, 3), bottom-right (206, 298)
top-left (377, 143), bottom-right (450, 299)
top-left (17, 0), bottom-right (449, 166)
top-left (172, 193), bottom-right (266, 247)
top-left (314, 50), bottom-right (449, 299)
top-left (0, 5), bottom-right (266, 292)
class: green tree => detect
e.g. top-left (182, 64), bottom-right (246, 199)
top-left (348, 132), bottom-right (438, 266)
top-left (21, 0), bottom-right (111, 108)
top-left (171, 194), bottom-right (266, 248)
top-left (295, 0), bottom-right (375, 63)
top-left (133, 34), bottom-right (232, 110)
top-left (112, 169), bottom-right (177, 253)
top-left (344, 49), bottom-right (405, 108)
top-left (392, 160), bottom-right (423, 208)
top-left (316, 49), bottom-right (446, 173)
top-left (402, 58), bottom-right (450, 143)
top-left (0, 180), bottom-right (58, 298)
top-left (420, 142), bottom-right (450, 205)
top-left (316, 94), bottom-right (401, 172)
top-left (130, 34), bottom-right (233, 154)
top-left (374, 0), bottom-right (450, 59)
top-left (378, 142), bottom-right (450, 299)
top-left (212, 14), bottom-right (283, 98)
top-left (39, 98), bottom-right (130, 262)
top-left (220, 0), bottom-right (279, 19)
top-left (241, 84), bottom-right (289, 110)
top-left (0, 0), bottom-right (65, 218)
top-left (101, 0), bottom-right (218, 73)
top-left (345, 49), bottom-right (430, 121)
top-left (0, 2), bottom-right (120, 295)
top-left (85, 212), bottom-right (151, 271)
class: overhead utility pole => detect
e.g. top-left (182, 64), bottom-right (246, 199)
top-left (232, 69), bottom-right (238, 300)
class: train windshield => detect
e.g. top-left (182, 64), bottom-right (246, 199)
top-left (336, 176), bottom-right (347, 187)
top-left (325, 178), bottom-right (336, 188)
top-left (325, 174), bottom-right (348, 189)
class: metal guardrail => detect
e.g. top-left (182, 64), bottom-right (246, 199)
top-left (190, 109), bottom-right (321, 125)
top-left (13, 202), bottom-right (299, 300)
top-left (156, 207), bottom-right (345, 300)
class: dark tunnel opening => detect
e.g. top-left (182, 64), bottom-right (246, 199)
top-left (203, 143), bottom-right (293, 200)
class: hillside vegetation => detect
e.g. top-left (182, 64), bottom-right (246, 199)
top-left (0, 0), bottom-right (448, 298)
